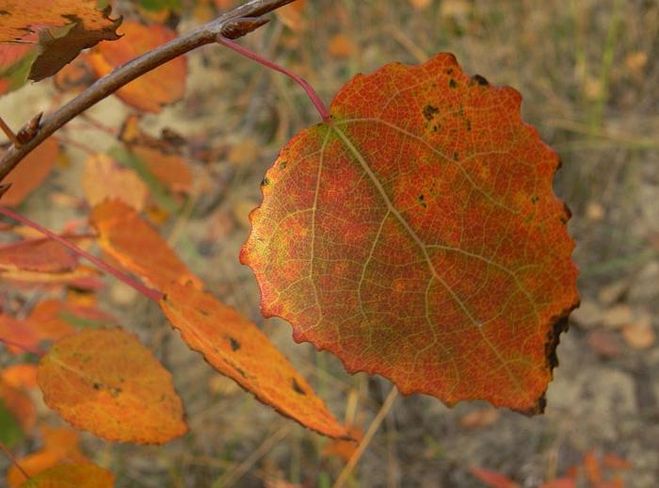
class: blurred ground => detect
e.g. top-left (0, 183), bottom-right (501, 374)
top-left (1, 0), bottom-right (658, 486)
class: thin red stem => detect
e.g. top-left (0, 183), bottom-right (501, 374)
top-left (0, 441), bottom-right (30, 480)
top-left (0, 233), bottom-right (96, 251)
top-left (0, 206), bottom-right (163, 302)
top-left (217, 35), bottom-right (331, 123)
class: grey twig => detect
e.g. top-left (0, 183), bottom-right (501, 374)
top-left (0, 0), bottom-right (295, 181)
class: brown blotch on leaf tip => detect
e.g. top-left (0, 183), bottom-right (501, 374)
top-left (291, 378), bottom-right (306, 395)
top-left (261, 177), bottom-right (270, 187)
top-left (471, 74), bottom-right (489, 86)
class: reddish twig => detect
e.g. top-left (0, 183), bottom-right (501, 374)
top-left (0, 206), bottom-right (162, 302)
top-left (217, 35), bottom-right (331, 123)
top-left (0, 232), bottom-right (96, 251)
top-left (0, 441), bottom-right (31, 481)
top-left (0, 0), bottom-right (296, 182)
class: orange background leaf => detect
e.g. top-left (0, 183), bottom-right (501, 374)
top-left (6, 427), bottom-right (87, 488)
top-left (160, 281), bottom-right (348, 439)
top-left (89, 200), bottom-right (201, 290)
top-left (88, 21), bottom-right (186, 113)
top-left (1, 138), bottom-right (60, 207)
top-left (0, 239), bottom-right (76, 273)
top-left (19, 463), bottom-right (114, 488)
top-left (37, 328), bottom-right (187, 444)
top-left (83, 153), bottom-right (148, 211)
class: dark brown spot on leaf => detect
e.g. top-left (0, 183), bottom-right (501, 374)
top-left (228, 336), bottom-right (240, 351)
top-left (291, 378), bottom-right (306, 395)
top-left (449, 79), bottom-right (458, 89)
top-left (471, 74), bottom-right (489, 86)
top-left (422, 104), bottom-right (439, 121)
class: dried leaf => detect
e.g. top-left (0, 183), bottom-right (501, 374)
top-left (241, 53), bottom-right (579, 412)
top-left (621, 313), bottom-right (655, 349)
top-left (0, 265), bottom-right (101, 289)
top-left (586, 330), bottom-right (621, 358)
top-left (0, 314), bottom-right (39, 354)
top-left (0, 44), bottom-right (36, 96)
top-left (119, 115), bottom-right (192, 194)
top-left (0, 377), bottom-right (36, 432)
top-left (160, 281), bottom-right (348, 439)
top-left (88, 21), bottom-right (186, 113)
top-left (470, 467), bottom-right (520, 488)
top-left (37, 328), bottom-right (187, 444)
top-left (89, 200), bottom-right (201, 290)
top-left (459, 407), bottom-right (500, 429)
top-left (328, 34), bottom-right (355, 58)
top-left (0, 1), bottom-right (121, 81)
top-left (1, 138), bottom-right (60, 207)
top-left (0, 239), bottom-right (76, 273)
top-left (6, 427), bottom-right (87, 488)
top-left (83, 153), bottom-right (148, 211)
top-left (20, 463), bottom-right (114, 488)
top-left (276, 0), bottom-right (307, 31)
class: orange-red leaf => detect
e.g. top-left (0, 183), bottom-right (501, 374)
top-left (0, 377), bottom-right (36, 431)
top-left (83, 153), bottom-right (148, 210)
top-left (119, 114), bottom-right (192, 194)
top-left (1, 138), bottom-right (60, 207)
top-left (0, 239), bottom-right (76, 273)
top-left (88, 21), bottom-right (186, 113)
top-left (20, 463), bottom-right (114, 488)
top-left (241, 53), bottom-right (579, 412)
top-left (0, 1), bottom-right (120, 81)
top-left (0, 314), bottom-right (39, 354)
top-left (160, 281), bottom-right (348, 439)
top-left (470, 467), bottom-right (520, 488)
top-left (89, 199), bottom-right (201, 290)
top-left (0, 265), bottom-right (101, 289)
top-left (37, 328), bottom-right (187, 444)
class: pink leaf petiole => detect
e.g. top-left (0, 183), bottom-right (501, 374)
top-left (217, 33), bottom-right (332, 123)
top-left (0, 206), bottom-right (163, 302)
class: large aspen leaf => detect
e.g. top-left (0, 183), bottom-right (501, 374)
top-left (241, 53), bottom-right (579, 413)
top-left (37, 328), bottom-right (187, 444)
top-left (160, 282), bottom-right (348, 439)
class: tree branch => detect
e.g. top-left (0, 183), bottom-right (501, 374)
top-left (0, 0), bottom-right (295, 182)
